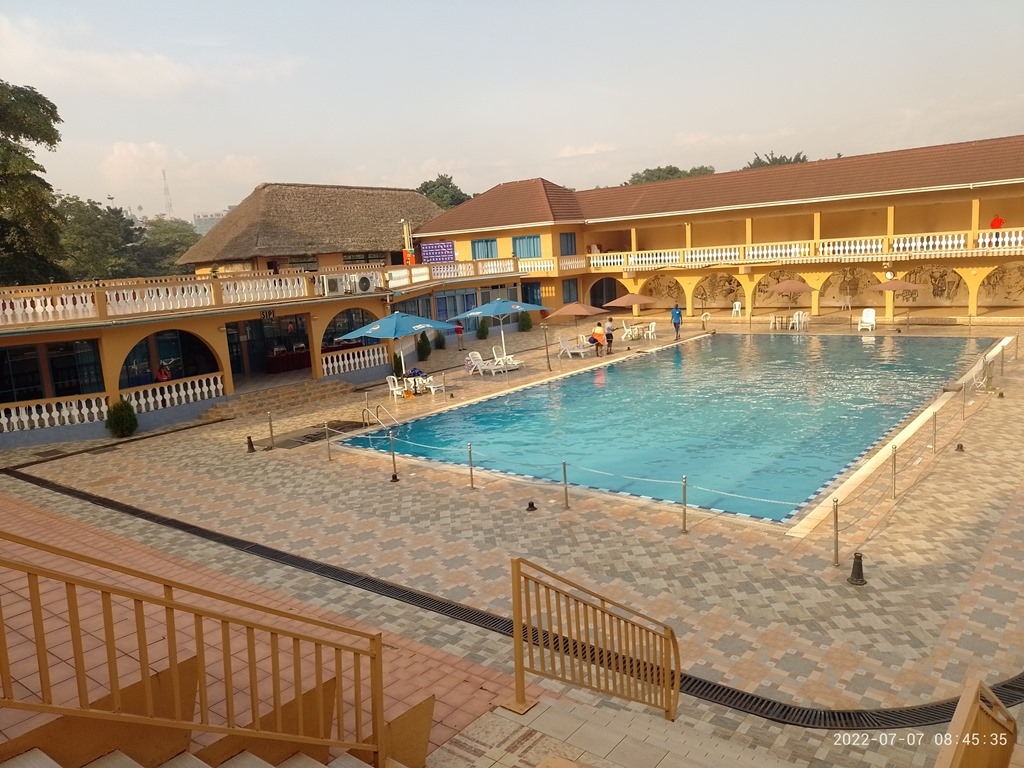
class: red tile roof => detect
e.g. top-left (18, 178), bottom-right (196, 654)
top-left (415, 135), bottom-right (1024, 235)
top-left (414, 178), bottom-right (582, 235)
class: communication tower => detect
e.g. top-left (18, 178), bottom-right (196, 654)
top-left (162, 170), bottom-right (175, 217)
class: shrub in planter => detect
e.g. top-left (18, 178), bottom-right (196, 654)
top-left (518, 311), bottom-right (533, 332)
top-left (393, 352), bottom-right (403, 376)
top-left (417, 331), bottom-right (432, 361)
top-left (477, 318), bottom-right (490, 340)
top-left (105, 399), bottom-right (138, 438)
top-left (434, 331), bottom-right (446, 350)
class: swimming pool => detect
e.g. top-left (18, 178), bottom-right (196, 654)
top-left (345, 335), bottom-right (991, 521)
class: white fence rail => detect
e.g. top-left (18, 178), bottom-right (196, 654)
top-left (121, 374), bottom-right (224, 413)
top-left (0, 395), bottom-right (108, 433)
top-left (322, 345), bottom-right (390, 377)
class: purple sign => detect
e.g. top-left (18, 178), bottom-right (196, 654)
top-left (420, 240), bottom-right (456, 263)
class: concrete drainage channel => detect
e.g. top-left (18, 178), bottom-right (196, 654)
top-left (4, 467), bottom-right (1023, 731)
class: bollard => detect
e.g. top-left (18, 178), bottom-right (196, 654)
top-left (246, 436), bottom-right (256, 453)
top-left (389, 431), bottom-right (399, 482)
top-left (468, 442), bottom-right (475, 490)
top-left (832, 498), bottom-right (840, 567)
top-left (847, 552), bottom-right (866, 586)
top-left (891, 444), bottom-right (898, 499)
top-left (526, 501), bottom-right (537, 512)
top-left (562, 461), bottom-right (570, 510)
top-left (267, 411), bottom-right (275, 449)
top-left (681, 475), bottom-right (688, 534)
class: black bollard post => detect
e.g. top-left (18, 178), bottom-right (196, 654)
top-left (526, 501), bottom-right (537, 512)
top-left (847, 552), bottom-right (866, 586)
top-left (246, 436), bottom-right (256, 453)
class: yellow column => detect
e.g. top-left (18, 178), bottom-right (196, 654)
top-left (684, 222), bottom-right (692, 249)
top-left (630, 227), bottom-right (638, 253)
top-left (885, 206), bottom-right (895, 254)
top-left (813, 212), bottom-right (821, 256)
top-left (970, 198), bottom-right (980, 251)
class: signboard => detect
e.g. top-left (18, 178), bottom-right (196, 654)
top-left (260, 309), bottom-right (275, 321)
top-left (420, 240), bottom-right (456, 264)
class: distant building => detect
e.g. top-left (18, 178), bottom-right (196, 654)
top-left (192, 208), bottom-right (231, 235)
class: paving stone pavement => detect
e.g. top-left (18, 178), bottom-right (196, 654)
top-left (1, 323), bottom-right (1023, 767)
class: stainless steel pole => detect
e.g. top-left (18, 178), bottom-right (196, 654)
top-left (468, 442), bottom-right (475, 489)
top-left (682, 475), bottom-right (688, 534)
top-left (832, 497), bottom-right (840, 567)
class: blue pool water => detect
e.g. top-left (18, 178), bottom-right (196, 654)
top-left (346, 335), bottom-right (991, 521)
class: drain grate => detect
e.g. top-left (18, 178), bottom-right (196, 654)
top-left (5, 466), bottom-right (1019, 731)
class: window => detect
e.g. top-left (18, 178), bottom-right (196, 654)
top-left (559, 233), bottom-right (577, 257)
top-left (471, 239), bottom-right (498, 260)
top-left (48, 340), bottom-right (103, 397)
top-left (562, 279), bottom-right (579, 304)
top-left (0, 345), bottom-right (43, 403)
top-left (512, 235), bottom-right (541, 259)
top-left (521, 282), bottom-right (542, 305)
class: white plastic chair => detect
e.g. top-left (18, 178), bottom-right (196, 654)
top-left (731, 301), bottom-right (742, 317)
top-left (644, 322), bottom-right (657, 339)
top-left (857, 308), bottom-right (877, 331)
top-left (422, 375), bottom-right (446, 394)
top-left (385, 375), bottom-right (405, 401)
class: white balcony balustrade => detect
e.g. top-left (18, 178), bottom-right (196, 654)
top-left (322, 345), bottom-right (389, 377)
top-left (0, 395), bottom-right (108, 433)
top-left (121, 374), bottom-right (224, 413)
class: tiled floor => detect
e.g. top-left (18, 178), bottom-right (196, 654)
top-left (1, 317), bottom-right (1023, 766)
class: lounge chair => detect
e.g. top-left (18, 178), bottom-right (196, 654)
top-left (857, 308), bottom-right (876, 331)
top-left (467, 350), bottom-right (514, 376)
top-left (385, 374), bottom-right (406, 401)
top-left (421, 374), bottom-right (446, 394)
top-left (558, 337), bottom-right (590, 358)
top-left (493, 346), bottom-right (525, 367)
top-left (972, 361), bottom-right (995, 393)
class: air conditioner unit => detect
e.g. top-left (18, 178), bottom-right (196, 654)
top-left (320, 275), bottom-right (350, 297)
top-left (353, 273), bottom-right (378, 294)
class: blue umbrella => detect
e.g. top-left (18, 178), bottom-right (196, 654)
top-left (450, 298), bottom-right (549, 356)
top-left (338, 311), bottom-right (456, 341)
top-left (339, 312), bottom-right (456, 375)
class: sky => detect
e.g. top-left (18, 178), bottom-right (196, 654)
top-left (3, 0), bottom-right (1023, 223)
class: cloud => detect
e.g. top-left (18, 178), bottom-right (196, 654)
top-left (557, 143), bottom-right (616, 158)
top-left (0, 16), bottom-right (303, 98)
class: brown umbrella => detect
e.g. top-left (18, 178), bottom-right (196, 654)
top-left (865, 279), bottom-right (927, 292)
top-left (545, 301), bottom-right (606, 329)
top-left (770, 279), bottom-right (814, 294)
top-left (604, 293), bottom-right (659, 308)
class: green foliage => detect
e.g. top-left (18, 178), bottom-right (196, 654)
top-left (743, 151), bottom-right (808, 169)
top-left (392, 352), bottom-right (403, 376)
top-left (105, 399), bottom-right (138, 438)
top-left (0, 79), bottom-right (67, 285)
top-left (133, 216), bottom-right (199, 276)
top-left (625, 165), bottom-right (715, 185)
top-left (416, 174), bottom-right (471, 209)
top-left (434, 330), bottom-right (446, 350)
top-left (517, 311), bottom-right (533, 332)
top-left (55, 195), bottom-right (139, 279)
top-left (416, 330), bottom-right (432, 361)
top-left (476, 317), bottom-right (490, 340)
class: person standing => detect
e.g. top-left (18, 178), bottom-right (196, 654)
top-left (604, 316), bottom-right (615, 355)
top-left (671, 303), bottom-right (682, 340)
top-left (454, 320), bottom-right (466, 350)
top-left (991, 214), bottom-right (1005, 246)
top-left (590, 320), bottom-right (605, 357)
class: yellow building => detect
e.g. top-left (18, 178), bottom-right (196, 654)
top-left (2, 136), bottom-right (1023, 443)
top-left (414, 135), bottom-right (1024, 321)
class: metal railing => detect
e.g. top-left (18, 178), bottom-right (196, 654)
top-left (0, 531), bottom-right (386, 762)
top-left (933, 676), bottom-right (1016, 768)
top-left (510, 558), bottom-right (679, 721)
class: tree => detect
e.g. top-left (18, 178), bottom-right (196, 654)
top-left (743, 151), bottom-right (808, 169)
top-left (624, 165), bottom-right (715, 185)
top-left (0, 80), bottom-right (67, 284)
top-left (54, 195), bottom-right (140, 280)
top-left (133, 216), bottom-right (199, 276)
top-left (416, 174), bottom-right (471, 209)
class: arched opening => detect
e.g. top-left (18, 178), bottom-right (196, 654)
top-left (979, 262), bottom-right (1024, 313)
top-left (820, 266), bottom-right (878, 312)
top-left (753, 270), bottom-right (811, 311)
top-left (588, 277), bottom-right (621, 307)
top-left (119, 330), bottom-right (219, 388)
top-left (693, 274), bottom-right (742, 311)
top-left (639, 275), bottom-right (684, 307)
top-left (321, 307), bottom-right (381, 350)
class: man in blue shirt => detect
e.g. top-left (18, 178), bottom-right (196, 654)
top-left (671, 303), bottom-right (682, 340)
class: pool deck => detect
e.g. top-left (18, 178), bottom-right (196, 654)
top-left (1, 314), bottom-right (1023, 766)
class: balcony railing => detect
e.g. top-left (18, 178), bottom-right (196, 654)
top-left (514, 228), bottom-right (1023, 277)
top-left (0, 258), bottom-right (524, 330)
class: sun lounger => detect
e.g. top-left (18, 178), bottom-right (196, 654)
top-left (558, 337), bottom-right (590, 358)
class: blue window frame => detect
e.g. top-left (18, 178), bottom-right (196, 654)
top-left (559, 233), bottom-right (577, 257)
top-left (512, 235), bottom-right (541, 259)
top-left (562, 279), bottom-right (579, 304)
top-left (471, 239), bottom-right (498, 260)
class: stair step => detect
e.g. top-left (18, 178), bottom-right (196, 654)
top-left (328, 754), bottom-right (370, 768)
top-left (84, 751), bottom-right (143, 768)
top-left (219, 754), bottom-right (276, 768)
top-left (0, 750), bottom-right (61, 768)
top-left (278, 755), bottom-right (328, 768)
top-left (159, 754), bottom-right (211, 768)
